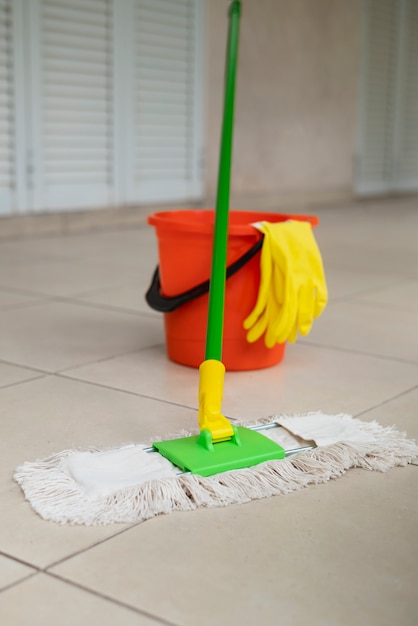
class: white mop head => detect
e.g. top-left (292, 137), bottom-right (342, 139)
top-left (14, 413), bottom-right (418, 526)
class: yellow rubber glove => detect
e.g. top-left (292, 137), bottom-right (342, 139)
top-left (243, 220), bottom-right (328, 346)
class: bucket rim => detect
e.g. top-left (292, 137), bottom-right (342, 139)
top-left (147, 209), bottom-right (319, 237)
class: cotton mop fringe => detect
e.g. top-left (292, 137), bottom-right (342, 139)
top-left (14, 413), bottom-right (418, 526)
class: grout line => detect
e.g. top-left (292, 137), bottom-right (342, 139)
top-left (0, 289), bottom-right (160, 319)
top-left (300, 340), bottom-right (418, 367)
top-left (354, 384), bottom-right (418, 419)
top-left (0, 560), bottom-right (178, 626)
top-left (329, 275), bottom-right (418, 304)
top-left (0, 374), bottom-right (48, 392)
top-left (0, 221), bottom-right (150, 244)
top-left (1, 528), bottom-right (179, 625)
top-left (56, 371), bottom-right (199, 413)
top-left (52, 295), bottom-right (160, 319)
top-left (0, 571), bottom-right (40, 595)
top-left (45, 525), bottom-right (140, 571)
top-left (0, 284), bottom-right (57, 299)
top-left (0, 301), bottom-right (49, 313)
top-left (0, 358), bottom-right (51, 376)
top-left (0, 551), bottom-right (41, 571)
top-left (57, 369), bottom-right (236, 422)
top-left (45, 571), bottom-right (180, 626)
top-left (55, 344), bottom-right (166, 376)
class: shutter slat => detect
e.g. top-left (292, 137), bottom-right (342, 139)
top-left (43, 3), bottom-right (109, 27)
top-left (47, 160), bottom-right (109, 173)
top-left (45, 122), bottom-right (109, 136)
top-left (358, 0), bottom-right (399, 188)
top-left (44, 84), bottom-right (109, 100)
top-left (138, 6), bottom-right (191, 31)
top-left (45, 96), bottom-right (109, 113)
top-left (44, 31), bottom-right (109, 53)
top-left (136, 15), bottom-right (190, 39)
top-left (397, 0), bottom-right (418, 184)
top-left (136, 78), bottom-right (189, 94)
top-left (139, 0), bottom-right (188, 18)
top-left (42, 16), bottom-right (108, 39)
top-left (137, 29), bottom-right (190, 51)
top-left (137, 101), bottom-right (190, 115)
top-left (138, 55), bottom-right (189, 74)
top-left (43, 43), bottom-right (110, 65)
top-left (0, 0), bottom-right (13, 207)
top-left (137, 42), bottom-right (188, 63)
top-left (135, 115), bottom-right (188, 128)
top-left (40, 0), bottom-right (112, 188)
top-left (134, 0), bottom-right (196, 185)
top-left (46, 137), bottom-right (109, 149)
top-left (46, 172), bottom-right (108, 184)
top-left (46, 148), bottom-right (109, 160)
top-left (44, 57), bottom-right (109, 77)
top-left (44, 70), bottom-right (110, 89)
top-left (43, 0), bottom-right (108, 10)
top-left (135, 169), bottom-right (188, 181)
top-left (45, 111), bottom-right (110, 124)
top-left (138, 90), bottom-right (188, 104)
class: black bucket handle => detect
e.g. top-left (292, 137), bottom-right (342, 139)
top-left (146, 236), bottom-right (263, 313)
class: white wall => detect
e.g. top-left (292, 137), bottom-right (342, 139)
top-left (205, 0), bottom-right (362, 203)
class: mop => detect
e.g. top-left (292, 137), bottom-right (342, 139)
top-left (14, 1), bottom-right (417, 525)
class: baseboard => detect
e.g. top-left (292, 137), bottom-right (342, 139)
top-left (0, 186), bottom-right (399, 241)
top-left (0, 204), bottom-right (178, 241)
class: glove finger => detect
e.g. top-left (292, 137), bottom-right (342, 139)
top-left (246, 308), bottom-right (269, 343)
top-left (264, 292), bottom-right (282, 348)
top-left (297, 280), bottom-right (315, 336)
top-left (273, 277), bottom-right (298, 343)
top-left (313, 278), bottom-right (328, 318)
top-left (243, 235), bottom-right (272, 330)
top-left (287, 320), bottom-right (298, 344)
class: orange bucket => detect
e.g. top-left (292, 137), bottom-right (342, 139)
top-left (147, 210), bottom-right (318, 371)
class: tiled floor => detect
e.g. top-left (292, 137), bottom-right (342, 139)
top-left (1, 198), bottom-right (417, 625)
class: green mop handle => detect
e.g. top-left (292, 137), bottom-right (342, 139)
top-left (205, 0), bottom-right (241, 361)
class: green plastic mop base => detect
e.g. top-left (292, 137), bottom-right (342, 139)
top-left (153, 426), bottom-right (286, 477)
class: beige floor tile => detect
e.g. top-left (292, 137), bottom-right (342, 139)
top-left (315, 198), bottom-right (418, 251)
top-left (357, 386), bottom-right (418, 440)
top-left (50, 466), bottom-right (418, 626)
top-left (324, 267), bottom-right (404, 301)
top-left (0, 487), bottom-right (128, 571)
top-left (0, 301), bottom-right (164, 372)
top-left (0, 257), bottom-right (145, 298)
top-left (0, 574), bottom-right (161, 625)
top-left (1, 375), bottom-right (197, 567)
top-left (356, 278), bottom-right (418, 314)
top-left (74, 281), bottom-right (159, 317)
top-left (224, 343), bottom-right (418, 420)
top-left (3, 375), bottom-right (197, 466)
top-left (63, 343), bottom-right (418, 421)
top-left (0, 227), bottom-right (154, 264)
top-left (0, 555), bottom-right (35, 591)
top-left (0, 228), bottom-right (157, 299)
top-left (64, 345), bottom-right (199, 410)
top-left (308, 300), bottom-right (418, 363)
top-left (316, 204), bottom-right (418, 277)
top-left (320, 238), bottom-right (418, 277)
top-left (0, 362), bottom-right (44, 389)
top-left (0, 289), bottom-right (45, 310)
top-left (2, 198), bottom-right (418, 626)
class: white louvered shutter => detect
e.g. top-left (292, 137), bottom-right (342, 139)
top-left (396, 0), bottom-right (418, 191)
top-left (356, 0), bottom-right (400, 195)
top-left (30, 0), bottom-right (114, 211)
top-left (127, 0), bottom-right (202, 203)
top-left (0, 0), bottom-right (14, 214)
